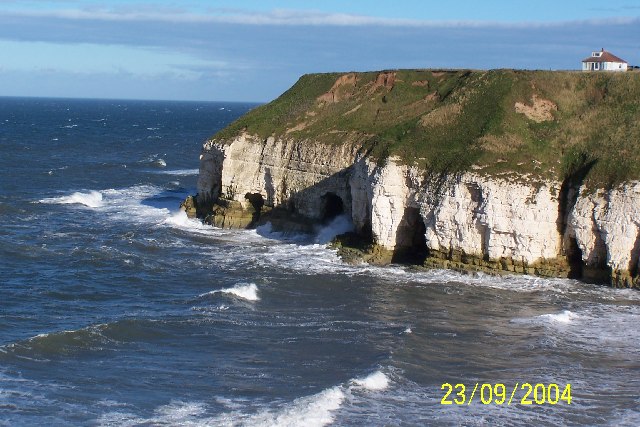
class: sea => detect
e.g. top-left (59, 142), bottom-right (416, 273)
top-left (0, 97), bottom-right (638, 426)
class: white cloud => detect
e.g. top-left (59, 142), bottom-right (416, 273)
top-left (3, 6), bottom-right (638, 28)
top-left (0, 40), bottom-right (241, 79)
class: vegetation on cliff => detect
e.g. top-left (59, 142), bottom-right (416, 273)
top-left (213, 69), bottom-right (640, 187)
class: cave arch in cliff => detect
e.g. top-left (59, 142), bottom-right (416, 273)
top-left (321, 192), bottom-right (344, 222)
top-left (392, 207), bottom-right (428, 264)
top-left (244, 192), bottom-right (265, 224)
top-left (566, 237), bottom-right (584, 279)
top-left (244, 192), bottom-right (264, 211)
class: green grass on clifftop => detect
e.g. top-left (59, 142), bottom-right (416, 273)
top-left (212, 69), bottom-right (640, 187)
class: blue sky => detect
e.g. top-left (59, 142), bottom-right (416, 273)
top-left (0, 1), bottom-right (639, 102)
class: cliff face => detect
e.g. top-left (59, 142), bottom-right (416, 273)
top-left (198, 133), bottom-right (360, 220)
top-left (195, 70), bottom-right (640, 288)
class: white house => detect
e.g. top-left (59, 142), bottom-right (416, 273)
top-left (582, 49), bottom-right (628, 72)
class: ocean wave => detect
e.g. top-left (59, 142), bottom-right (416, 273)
top-left (350, 371), bottom-right (389, 391)
top-left (39, 190), bottom-right (104, 208)
top-left (0, 319), bottom-right (170, 361)
top-left (240, 387), bottom-right (345, 427)
top-left (97, 369), bottom-right (393, 427)
top-left (164, 211), bottom-right (214, 232)
top-left (538, 310), bottom-right (578, 324)
top-left (139, 154), bottom-right (167, 168)
top-left (510, 304), bottom-right (640, 356)
top-left (200, 283), bottom-right (260, 302)
top-left (98, 387), bottom-right (344, 427)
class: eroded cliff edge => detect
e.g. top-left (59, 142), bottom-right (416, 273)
top-left (191, 69), bottom-right (640, 288)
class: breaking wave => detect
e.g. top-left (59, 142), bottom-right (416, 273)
top-left (350, 371), bottom-right (389, 391)
top-left (39, 190), bottom-right (104, 208)
top-left (200, 283), bottom-right (260, 302)
top-left (538, 310), bottom-right (578, 324)
top-left (97, 369), bottom-right (391, 427)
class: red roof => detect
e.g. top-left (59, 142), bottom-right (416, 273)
top-left (582, 49), bottom-right (627, 64)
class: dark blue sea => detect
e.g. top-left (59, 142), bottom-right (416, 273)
top-left (0, 97), bottom-right (638, 426)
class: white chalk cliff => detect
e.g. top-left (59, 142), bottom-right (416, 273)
top-left (197, 135), bottom-right (640, 287)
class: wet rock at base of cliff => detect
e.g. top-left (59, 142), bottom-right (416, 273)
top-left (185, 194), bottom-right (317, 233)
top-left (179, 195), bottom-right (198, 218)
top-left (331, 233), bottom-right (394, 265)
top-left (203, 199), bottom-right (259, 229)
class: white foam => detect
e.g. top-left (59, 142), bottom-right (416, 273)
top-left (98, 387), bottom-right (344, 427)
top-left (140, 154), bottom-right (167, 168)
top-left (157, 168), bottom-right (199, 176)
top-left (39, 190), bottom-right (104, 208)
top-left (255, 222), bottom-right (312, 243)
top-left (350, 371), bottom-right (389, 391)
top-left (164, 211), bottom-right (212, 231)
top-left (98, 185), bottom-right (171, 224)
top-left (202, 283), bottom-right (260, 302)
top-left (154, 401), bottom-right (207, 422)
top-left (314, 214), bottom-right (355, 244)
top-left (539, 310), bottom-right (578, 324)
top-left (404, 327), bottom-right (412, 334)
top-left (245, 386), bottom-right (344, 427)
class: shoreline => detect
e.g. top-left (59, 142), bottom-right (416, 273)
top-left (181, 195), bottom-right (632, 288)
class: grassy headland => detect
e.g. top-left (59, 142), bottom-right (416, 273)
top-left (213, 69), bottom-right (640, 188)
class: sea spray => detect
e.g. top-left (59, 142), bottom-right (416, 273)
top-left (314, 214), bottom-right (355, 245)
top-left (164, 210), bottom-right (212, 231)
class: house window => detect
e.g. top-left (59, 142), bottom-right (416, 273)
top-left (594, 63), bottom-right (600, 71)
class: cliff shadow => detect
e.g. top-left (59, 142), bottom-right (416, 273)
top-left (629, 231), bottom-right (640, 278)
top-left (244, 192), bottom-right (265, 224)
top-left (253, 166), bottom-right (357, 243)
top-left (264, 167), bottom-right (275, 206)
top-left (557, 156), bottom-right (597, 279)
top-left (565, 237), bottom-right (584, 279)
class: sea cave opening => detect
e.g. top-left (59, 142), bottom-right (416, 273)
top-left (392, 207), bottom-right (428, 264)
top-left (321, 192), bottom-right (344, 222)
top-left (244, 192), bottom-right (265, 224)
top-left (566, 237), bottom-right (584, 279)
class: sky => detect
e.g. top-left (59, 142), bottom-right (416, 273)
top-left (0, 1), bottom-right (639, 102)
